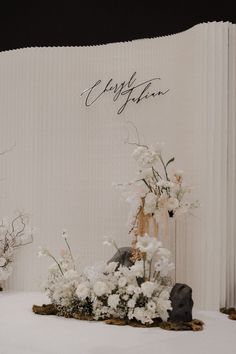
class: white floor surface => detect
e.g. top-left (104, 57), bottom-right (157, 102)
top-left (0, 291), bottom-right (235, 354)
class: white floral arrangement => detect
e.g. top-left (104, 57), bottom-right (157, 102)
top-left (34, 140), bottom-right (204, 329)
top-left (0, 213), bottom-right (34, 284)
top-left (38, 232), bottom-right (174, 325)
top-left (116, 142), bottom-right (199, 236)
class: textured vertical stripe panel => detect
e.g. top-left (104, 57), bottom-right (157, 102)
top-left (0, 23), bottom-right (235, 310)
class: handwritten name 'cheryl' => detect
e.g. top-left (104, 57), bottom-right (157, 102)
top-left (81, 72), bottom-right (170, 115)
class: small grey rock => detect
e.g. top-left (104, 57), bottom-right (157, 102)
top-left (169, 283), bottom-right (193, 322)
top-left (108, 247), bottom-right (134, 268)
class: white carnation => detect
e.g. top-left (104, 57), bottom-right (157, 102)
top-left (147, 300), bottom-right (156, 312)
top-left (132, 307), bottom-right (153, 324)
top-left (134, 286), bottom-right (142, 295)
top-left (126, 284), bottom-right (136, 294)
top-left (122, 294), bottom-right (129, 301)
top-left (108, 294), bottom-right (120, 309)
top-left (127, 298), bottom-right (136, 308)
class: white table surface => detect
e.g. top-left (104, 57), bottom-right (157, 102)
top-left (0, 291), bottom-right (235, 354)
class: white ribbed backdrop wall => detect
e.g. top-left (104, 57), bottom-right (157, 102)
top-left (0, 22), bottom-right (235, 310)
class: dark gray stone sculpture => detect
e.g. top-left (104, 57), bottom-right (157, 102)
top-left (108, 247), bottom-right (134, 268)
top-left (107, 249), bottom-right (194, 323)
top-left (169, 283), bottom-right (193, 322)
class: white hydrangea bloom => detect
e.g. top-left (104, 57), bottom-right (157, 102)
top-left (93, 281), bottom-right (110, 297)
top-left (76, 282), bottom-right (90, 300)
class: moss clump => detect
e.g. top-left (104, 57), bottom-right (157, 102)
top-left (220, 307), bottom-right (236, 320)
top-left (32, 303), bottom-right (204, 330)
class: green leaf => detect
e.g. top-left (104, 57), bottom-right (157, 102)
top-left (166, 157), bottom-right (175, 167)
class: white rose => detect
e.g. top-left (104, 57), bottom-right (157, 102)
top-left (107, 294), bottom-right (120, 309)
top-left (76, 283), bottom-right (90, 300)
top-left (141, 281), bottom-right (156, 298)
top-left (93, 281), bottom-right (110, 297)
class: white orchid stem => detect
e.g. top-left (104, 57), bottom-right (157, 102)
top-left (64, 238), bottom-right (75, 270)
top-left (48, 252), bottom-right (64, 276)
top-left (154, 270), bottom-right (160, 282)
top-left (142, 179), bottom-right (153, 193)
top-left (159, 154), bottom-right (169, 181)
top-left (143, 254), bottom-right (147, 280)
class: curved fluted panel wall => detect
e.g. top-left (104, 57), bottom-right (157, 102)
top-left (0, 22), bottom-right (235, 310)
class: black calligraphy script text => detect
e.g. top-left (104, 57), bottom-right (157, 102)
top-left (81, 72), bottom-right (170, 114)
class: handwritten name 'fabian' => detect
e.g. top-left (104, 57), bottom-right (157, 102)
top-left (81, 72), bottom-right (170, 115)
